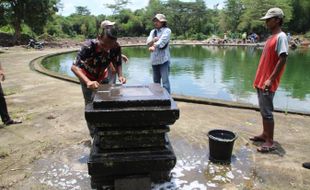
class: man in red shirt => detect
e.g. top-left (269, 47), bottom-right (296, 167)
top-left (251, 8), bottom-right (288, 153)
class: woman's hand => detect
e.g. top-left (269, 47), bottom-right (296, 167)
top-left (148, 45), bottom-right (156, 52)
top-left (153, 37), bottom-right (159, 42)
top-left (118, 76), bottom-right (126, 84)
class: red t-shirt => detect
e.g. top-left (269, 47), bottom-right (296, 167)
top-left (253, 32), bottom-right (288, 92)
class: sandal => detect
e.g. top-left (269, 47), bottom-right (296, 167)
top-left (302, 162), bottom-right (310, 169)
top-left (5, 120), bottom-right (22, 126)
top-left (249, 136), bottom-right (265, 142)
top-left (257, 144), bottom-right (276, 153)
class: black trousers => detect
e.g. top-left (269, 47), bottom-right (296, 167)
top-left (0, 82), bottom-right (10, 123)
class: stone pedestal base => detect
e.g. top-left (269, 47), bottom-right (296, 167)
top-left (94, 126), bottom-right (169, 150)
top-left (86, 84), bottom-right (179, 189)
top-left (88, 140), bottom-right (176, 188)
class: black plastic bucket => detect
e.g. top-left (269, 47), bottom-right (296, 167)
top-left (208, 129), bottom-right (237, 164)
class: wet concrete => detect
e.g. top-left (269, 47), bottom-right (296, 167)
top-left (31, 144), bottom-right (90, 190)
top-left (30, 136), bottom-right (256, 190)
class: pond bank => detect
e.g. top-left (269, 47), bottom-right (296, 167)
top-left (0, 47), bottom-right (310, 189)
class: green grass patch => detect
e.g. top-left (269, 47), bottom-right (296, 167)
top-left (9, 108), bottom-right (34, 122)
top-left (3, 87), bottom-right (20, 96)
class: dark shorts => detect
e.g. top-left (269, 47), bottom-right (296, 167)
top-left (80, 80), bottom-right (108, 138)
top-left (257, 88), bottom-right (275, 120)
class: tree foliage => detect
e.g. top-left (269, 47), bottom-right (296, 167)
top-left (75, 6), bottom-right (91, 16)
top-left (0, 0), bottom-right (59, 43)
top-left (0, 0), bottom-right (309, 43)
top-left (105, 0), bottom-right (130, 14)
top-left (288, 0), bottom-right (310, 33)
top-left (220, 0), bottom-right (244, 32)
top-left (112, 9), bottom-right (146, 36)
top-left (238, 0), bottom-right (292, 33)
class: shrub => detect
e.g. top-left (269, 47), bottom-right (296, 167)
top-left (0, 25), bottom-right (14, 34)
top-left (305, 31), bottom-right (310, 39)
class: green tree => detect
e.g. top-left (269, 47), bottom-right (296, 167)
top-left (144, 0), bottom-right (165, 32)
top-left (66, 14), bottom-right (97, 38)
top-left (59, 17), bottom-right (74, 37)
top-left (44, 15), bottom-right (62, 36)
top-left (105, 0), bottom-right (130, 14)
top-left (239, 0), bottom-right (292, 34)
top-left (165, 0), bottom-right (192, 37)
top-left (112, 9), bottom-right (146, 36)
top-left (221, 0), bottom-right (244, 32)
top-left (75, 6), bottom-right (91, 16)
top-left (165, 0), bottom-right (208, 37)
top-left (0, 0), bottom-right (59, 43)
top-left (187, 0), bottom-right (207, 35)
top-left (288, 0), bottom-right (310, 33)
top-left (143, 0), bottom-right (215, 39)
top-left (0, 3), bottom-right (9, 26)
top-left (206, 8), bottom-right (221, 34)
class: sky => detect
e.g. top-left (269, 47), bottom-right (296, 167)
top-left (58, 0), bottom-right (224, 16)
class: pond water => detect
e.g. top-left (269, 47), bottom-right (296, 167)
top-left (42, 45), bottom-right (310, 114)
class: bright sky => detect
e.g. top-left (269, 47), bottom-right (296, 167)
top-left (58, 0), bottom-right (224, 16)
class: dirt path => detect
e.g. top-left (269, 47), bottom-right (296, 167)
top-left (0, 46), bottom-right (310, 190)
top-left (0, 47), bottom-right (89, 189)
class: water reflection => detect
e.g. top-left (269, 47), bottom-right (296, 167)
top-left (42, 45), bottom-right (310, 113)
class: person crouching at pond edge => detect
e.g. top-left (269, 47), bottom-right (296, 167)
top-left (251, 7), bottom-right (288, 153)
top-left (146, 13), bottom-right (171, 94)
top-left (71, 27), bottom-right (126, 138)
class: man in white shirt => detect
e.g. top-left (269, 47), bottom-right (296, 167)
top-left (146, 14), bottom-right (172, 93)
